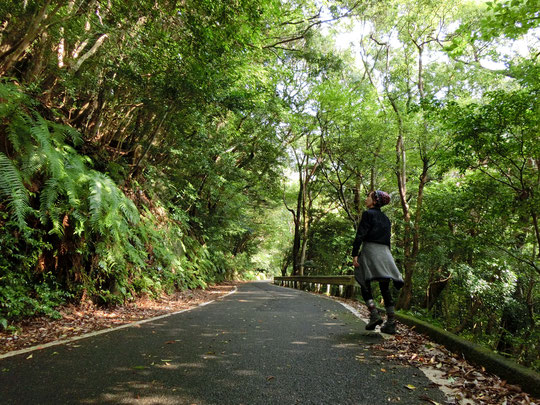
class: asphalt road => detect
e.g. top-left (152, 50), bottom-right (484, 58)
top-left (0, 282), bottom-right (447, 404)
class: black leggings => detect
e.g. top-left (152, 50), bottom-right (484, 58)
top-left (360, 279), bottom-right (394, 307)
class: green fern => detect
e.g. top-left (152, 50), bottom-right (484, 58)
top-left (119, 198), bottom-right (140, 225)
top-left (39, 179), bottom-right (59, 225)
top-left (21, 146), bottom-right (46, 180)
top-left (51, 121), bottom-right (82, 147)
top-left (6, 112), bottom-right (28, 153)
top-left (0, 82), bottom-right (222, 303)
top-left (88, 171), bottom-right (106, 228)
top-left (0, 152), bottom-right (31, 227)
top-left (29, 114), bottom-right (67, 183)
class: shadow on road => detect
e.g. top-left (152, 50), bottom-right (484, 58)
top-left (0, 282), bottom-right (446, 405)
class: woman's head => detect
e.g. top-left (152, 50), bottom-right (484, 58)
top-left (367, 190), bottom-right (390, 208)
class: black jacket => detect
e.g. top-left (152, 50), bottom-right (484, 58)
top-left (351, 207), bottom-right (391, 256)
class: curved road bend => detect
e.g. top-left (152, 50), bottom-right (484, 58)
top-left (0, 282), bottom-right (446, 404)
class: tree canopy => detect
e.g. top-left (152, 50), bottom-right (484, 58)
top-left (0, 0), bottom-right (538, 370)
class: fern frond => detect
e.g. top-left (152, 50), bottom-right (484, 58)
top-left (62, 174), bottom-right (82, 210)
top-left (54, 122), bottom-right (82, 147)
top-left (28, 116), bottom-right (66, 182)
top-left (31, 113), bottom-right (52, 145)
top-left (48, 212), bottom-right (65, 237)
top-left (39, 178), bottom-right (59, 224)
top-left (47, 121), bottom-right (67, 144)
top-left (0, 82), bottom-right (31, 122)
top-left (88, 172), bottom-right (105, 229)
top-left (118, 193), bottom-right (140, 225)
top-left (0, 152), bottom-right (31, 228)
top-left (71, 210), bottom-right (87, 236)
top-left (6, 111), bottom-right (29, 153)
top-left (21, 146), bottom-right (46, 179)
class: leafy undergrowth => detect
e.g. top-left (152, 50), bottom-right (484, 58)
top-left (336, 296), bottom-right (538, 405)
top-left (0, 282), bottom-right (238, 355)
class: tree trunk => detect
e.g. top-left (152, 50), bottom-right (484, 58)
top-left (425, 274), bottom-right (451, 310)
top-left (281, 253), bottom-right (291, 276)
top-left (299, 236), bottom-right (308, 276)
top-left (71, 33), bottom-right (108, 72)
top-left (532, 210), bottom-right (540, 259)
top-left (453, 298), bottom-right (482, 334)
top-left (391, 102), bottom-right (413, 309)
top-left (291, 176), bottom-right (303, 275)
top-left (24, 31), bottom-right (49, 82)
top-left (412, 159), bottom-right (429, 258)
top-left (353, 176), bottom-right (363, 219)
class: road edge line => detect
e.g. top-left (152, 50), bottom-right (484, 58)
top-left (0, 286), bottom-right (238, 360)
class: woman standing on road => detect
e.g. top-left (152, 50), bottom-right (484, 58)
top-left (352, 190), bottom-right (404, 334)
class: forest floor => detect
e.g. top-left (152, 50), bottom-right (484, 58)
top-left (1, 281), bottom-right (537, 404)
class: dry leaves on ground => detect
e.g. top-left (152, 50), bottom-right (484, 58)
top-left (0, 283), bottom-right (238, 355)
top-left (337, 298), bottom-right (538, 405)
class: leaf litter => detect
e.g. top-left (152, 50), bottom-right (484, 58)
top-left (333, 296), bottom-right (538, 405)
top-left (0, 283), bottom-right (238, 355)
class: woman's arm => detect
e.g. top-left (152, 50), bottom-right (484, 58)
top-left (351, 210), bottom-right (371, 257)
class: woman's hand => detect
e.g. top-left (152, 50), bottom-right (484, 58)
top-left (353, 256), bottom-right (360, 267)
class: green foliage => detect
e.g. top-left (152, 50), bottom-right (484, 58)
top-left (0, 152), bottom-right (31, 227)
top-left (0, 82), bottom-right (238, 313)
top-left (412, 171), bottom-right (539, 368)
top-left (0, 0), bottom-right (538, 371)
top-left (0, 215), bottom-right (67, 320)
top-left (477, 0), bottom-right (540, 41)
top-left (307, 213), bottom-right (353, 274)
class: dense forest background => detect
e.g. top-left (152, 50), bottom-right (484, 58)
top-left (0, 0), bottom-right (538, 370)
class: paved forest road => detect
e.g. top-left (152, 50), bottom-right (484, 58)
top-left (0, 282), bottom-right (446, 404)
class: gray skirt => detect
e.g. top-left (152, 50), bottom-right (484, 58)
top-left (354, 242), bottom-right (404, 289)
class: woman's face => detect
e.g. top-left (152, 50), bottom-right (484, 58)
top-left (365, 193), bottom-right (375, 208)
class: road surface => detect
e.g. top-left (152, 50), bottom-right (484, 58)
top-left (0, 282), bottom-right (446, 404)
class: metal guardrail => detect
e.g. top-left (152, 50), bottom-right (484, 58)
top-left (273, 275), bottom-right (357, 298)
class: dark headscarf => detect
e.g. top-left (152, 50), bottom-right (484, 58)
top-left (372, 190), bottom-right (390, 207)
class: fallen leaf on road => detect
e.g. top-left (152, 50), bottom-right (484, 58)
top-left (405, 384), bottom-right (416, 390)
top-left (26, 354), bottom-right (33, 359)
top-left (334, 298), bottom-right (539, 405)
top-left (419, 395), bottom-right (440, 404)
top-left (266, 376), bottom-right (275, 381)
